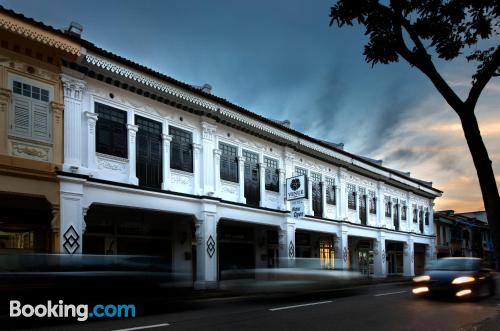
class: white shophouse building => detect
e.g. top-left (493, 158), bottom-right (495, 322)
top-left (58, 41), bottom-right (442, 288)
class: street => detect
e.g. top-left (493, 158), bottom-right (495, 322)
top-left (11, 282), bottom-right (499, 331)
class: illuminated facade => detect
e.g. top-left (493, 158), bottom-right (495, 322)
top-left (0, 6), bottom-right (442, 288)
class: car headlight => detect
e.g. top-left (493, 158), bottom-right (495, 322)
top-left (451, 276), bottom-right (475, 284)
top-left (413, 275), bottom-right (430, 282)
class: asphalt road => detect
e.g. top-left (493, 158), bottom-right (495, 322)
top-left (8, 281), bottom-right (499, 331)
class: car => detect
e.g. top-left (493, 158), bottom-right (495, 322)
top-left (412, 257), bottom-right (496, 299)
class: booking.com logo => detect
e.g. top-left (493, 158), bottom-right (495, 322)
top-left (10, 300), bottom-right (135, 322)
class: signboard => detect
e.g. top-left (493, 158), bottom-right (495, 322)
top-left (286, 175), bottom-right (307, 201)
top-left (290, 199), bottom-right (305, 219)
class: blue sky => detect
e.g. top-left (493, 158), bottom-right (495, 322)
top-left (3, 0), bottom-right (499, 211)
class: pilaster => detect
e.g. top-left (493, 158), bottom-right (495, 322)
top-left (373, 234), bottom-right (387, 277)
top-left (278, 168), bottom-right (286, 210)
top-left (193, 142), bottom-right (202, 195)
top-left (61, 74), bottom-right (86, 170)
top-left (50, 101), bottom-right (64, 165)
top-left (321, 181), bottom-right (327, 218)
top-left (334, 228), bottom-right (349, 270)
top-left (259, 162), bottom-right (266, 207)
top-left (127, 124), bottom-right (139, 185)
top-left (201, 122), bottom-right (216, 195)
top-left (403, 238), bottom-right (415, 276)
top-left (84, 111), bottom-right (98, 169)
top-left (0, 88), bottom-right (11, 154)
top-left (213, 149), bottom-right (222, 196)
top-left (238, 156), bottom-right (246, 203)
top-left (161, 134), bottom-right (173, 190)
top-left (194, 205), bottom-right (219, 289)
top-left (278, 219), bottom-right (296, 267)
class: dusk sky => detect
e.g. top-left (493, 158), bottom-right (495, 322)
top-left (4, 0), bottom-right (499, 212)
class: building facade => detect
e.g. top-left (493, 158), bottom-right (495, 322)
top-left (434, 210), bottom-right (494, 265)
top-left (0, 8), bottom-right (79, 253)
top-left (0, 6), bottom-right (442, 289)
top-left (58, 47), bottom-right (441, 287)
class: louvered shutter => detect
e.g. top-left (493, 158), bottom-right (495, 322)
top-left (11, 98), bottom-right (31, 136)
top-left (31, 101), bottom-right (50, 141)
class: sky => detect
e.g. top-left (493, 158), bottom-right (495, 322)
top-left (3, 0), bottom-right (499, 212)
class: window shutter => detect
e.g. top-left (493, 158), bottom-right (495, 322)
top-left (11, 98), bottom-right (31, 136)
top-left (31, 101), bottom-right (50, 141)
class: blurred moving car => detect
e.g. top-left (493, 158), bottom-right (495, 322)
top-left (220, 258), bottom-right (365, 294)
top-left (412, 257), bottom-right (496, 299)
top-left (0, 253), bottom-right (191, 292)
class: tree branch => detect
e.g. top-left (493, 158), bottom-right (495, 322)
top-left (381, 1), bottom-right (465, 113)
top-left (466, 45), bottom-right (500, 110)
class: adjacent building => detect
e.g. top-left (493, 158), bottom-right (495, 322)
top-left (0, 6), bottom-right (442, 288)
top-left (434, 210), bottom-right (494, 265)
top-left (0, 8), bottom-right (79, 253)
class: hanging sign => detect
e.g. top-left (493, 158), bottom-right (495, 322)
top-left (286, 175), bottom-right (307, 201)
top-left (290, 199), bottom-right (305, 219)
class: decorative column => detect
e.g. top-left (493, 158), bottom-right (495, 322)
top-left (376, 182), bottom-right (384, 227)
top-left (338, 168), bottom-right (348, 219)
top-left (84, 112), bottom-right (98, 170)
top-left (193, 143), bottom-right (202, 195)
top-left (397, 201), bottom-right (402, 230)
top-left (127, 124), bottom-right (139, 185)
top-left (403, 238), bottom-right (415, 276)
top-left (278, 168), bottom-right (286, 210)
top-left (365, 195), bottom-right (370, 225)
top-left (50, 102), bottom-right (65, 165)
top-left (429, 203), bottom-right (435, 235)
top-left (194, 205), bottom-right (219, 289)
top-left (238, 156), bottom-right (246, 203)
top-left (355, 188), bottom-right (361, 223)
top-left (335, 184), bottom-right (341, 219)
top-left (259, 161), bottom-right (266, 208)
top-left (161, 134), bottom-right (172, 190)
top-left (307, 173), bottom-right (313, 215)
top-left (278, 218), bottom-right (296, 267)
top-left (201, 122), bottom-right (217, 195)
top-left (59, 178), bottom-right (85, 255)
top-left (408, 193), bottom-right (414, 232)
top-left (213, 149), bottom-right (222, 196)
top-left (0, 88), bottom-right (11, 154)
top-left (373, 235), bottom-right (387, 277)
top-left (321, 181), bottom-right (327, 218)
top-left (61, 74), bottom-right (86, 171)
top-left (334, 228), bottom-right (349, 270)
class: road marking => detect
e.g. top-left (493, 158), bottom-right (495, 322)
top-left (269, 300), bottom-right (332, 311)
top-left (374, 290), bottom-right (407, 297)
top-left (112, 322), bottom-right (170, 331)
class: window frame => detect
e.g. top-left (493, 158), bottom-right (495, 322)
top-left (347, 183), bottom-right (357, 210)
top-left (9, 76), bottom-right (53, 143)
top-left (368, 190), bottom-right (376, 214)
top-left (95, 102), bottom-right (128, 159)
top-left (264, 156), bottom-right (279, 192)
top-left (219, 142), bottom-right (239, 183)
top-left (169, 125), bottom-right (194, 173)
top-left (325, 177), bottom-right (336, 205)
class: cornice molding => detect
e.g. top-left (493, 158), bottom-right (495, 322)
top-left (0, 12), bottom-right (80, 56)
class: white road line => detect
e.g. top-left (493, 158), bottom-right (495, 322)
top-left (269, 300), bottom-right (332, 312)
top-left (374, 290), bottom-right (407, 297)
top-left (112, 322), bottom-right (170, 331)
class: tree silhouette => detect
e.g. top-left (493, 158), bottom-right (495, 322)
top-left (330, 0), bottom-right (499, 268)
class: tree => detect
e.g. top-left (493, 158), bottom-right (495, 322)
top-left (329, 0), bottom-right (500, 268)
